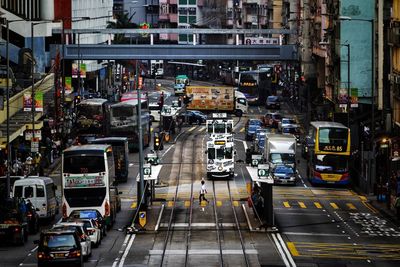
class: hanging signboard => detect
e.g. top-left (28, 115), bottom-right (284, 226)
top-left (65, 76), bottom-right (72, 95)
top-left (23, 92), bottom-right (43, 111)
top-left (80, 64), bottom-right (87, 78)
top-left (72, 63), bottom-right (78, 78)
top-left (350, 88), bottom-right (358, 108)
top-left (25, 130), bottom-right (42, 141)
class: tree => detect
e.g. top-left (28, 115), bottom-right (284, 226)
top-left (106, 13), bottom-right (138, 44)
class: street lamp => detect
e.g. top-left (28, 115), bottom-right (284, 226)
top-left (3, 18), bottom-right (25, 198)
top-left (339, 16), bottom-right (375, 194)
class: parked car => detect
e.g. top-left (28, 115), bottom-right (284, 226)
top-left (278, 117), bottom-right (298, 131)
top-left (271, 164), bottom-right (297, 185)
top-left (245, 119), bottom-right (263, 141)
top-left (263, 112), bottom-right (283, 128)
top-left (35, 229), bottom-right (84, 267)
top-left (67, 209), bottom-right (107, 238)
top-left (52, 222), bottom-right (92, 260)
top-left (110, 186), bottom-right (122, 212)
top-left (266, 95), bottom-right (281, 109)
top-left (179, 110), bottom-right (207, 125)
top-left (68, 218), bottom-right (102, 248)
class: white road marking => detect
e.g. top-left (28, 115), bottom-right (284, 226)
top-left (276, 233), bottom-right (297, 267)
top-left (148, 249), bottom-right (258, 255)
top-left (155, 204), bottom-right (165, 232)
top-left (112, 234), bottom-right (132, 267)
top-left (242, 204), bottom-right (253, 231)
top-left (118, 234), bottom-right (136, 267)
top-left (271, 233), bottom-right (290, 267)
top-left (282, 232), bottom-right (350, 237)
top-left (242, 140), bottom-right (248, 151)
top-left (159, 222), bottom-right (237, 228)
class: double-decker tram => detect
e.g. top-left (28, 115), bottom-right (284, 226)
top-left (238, 69), bottom-right (272, 105)
top-left (206, 136), bottom-right (235, 178)
top-left (61, 144), bottom-right (116, 226)
top-left (304, 121), bottom-right (351, 185)
top-left (108, 98), bottom-right (151, 152)
top-left (206, 113), bottom-right (234, 139)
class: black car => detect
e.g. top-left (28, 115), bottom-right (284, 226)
top-left (36, 229), bottom-right (83, 267)
top-left (67, 209), bottom-right (107, 237)
top-left (179, 110), bottom-right (207, 125)
top-left (266, 95), bottom-right (281, 109)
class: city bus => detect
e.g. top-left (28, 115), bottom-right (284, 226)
top-left (61, 144), bottom-right (116, 227)
top-left (238, 70), bottom-right (272, 105)
top-left (108, 99), bottom-right (151, 152)
top-left (303, 121), bottom-right (351, 185)
top-left (75, 98), bottom-right (109, 142)
top-left (89, 137), bottom-right (129, 183)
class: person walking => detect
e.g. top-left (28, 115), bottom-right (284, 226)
top-left (199, 180), bottom-right (209, 204)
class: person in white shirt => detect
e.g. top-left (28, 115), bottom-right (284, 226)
top-left (199, 180), bottom-right (209, 203)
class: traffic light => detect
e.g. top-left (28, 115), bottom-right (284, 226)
top-left (154, 132), bottom-right (164, 150)
top-left (152, 65), bottom-right (158, 78)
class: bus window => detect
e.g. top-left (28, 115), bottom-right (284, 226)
top-left (24, 186), bottom-right (34, 198)
top-left (216, 148), bottom-right (225, 159)
top-left (14, 186), bottom-right (23, 198)
top-left (208, 148), bottom-right (215, 159)
top-left (64, 156), bottom-right (105, 174)
top-left (225, 147), bottom-right (233, 159)
top-left (46, 184), bottom-right (55, 198)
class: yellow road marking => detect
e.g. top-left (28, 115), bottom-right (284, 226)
top-left (233, 201), bottom-right (239, 207)
top-left (283, 201), bottom-right (291, 208)
top-left (362, 201), bottom-right (378, 213)
top-left (240, 127), bottom-right (245, 132)
top-left (330, 203), bottom-right (339, 209)
top-left (346, 203), bottom-right (357, 210)
top-left (314, 202), bottom-right (322, 209)
top-left (200, 201), bottom-right (207, 207)
top-left (359, 195), bottom-right (367, 201)
top-left (168, 201), bottom-right (174, 207)
top-left (188, 126), bottom-right (196, 132)
top-left (130, 202), bottom-right (137, 209)
top-left (216, 201), bottom-right (222, 207)
top-left (298, 202), bottom-right (306, 208)
top-left (150, 127), bottom-right (153, 133)
top-left (184, 201), bottom-right (191, 207)
top-left (287, 242), bottom-right (300, 256)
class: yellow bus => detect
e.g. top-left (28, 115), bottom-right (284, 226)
top-left (303, 121), bottom-right (351, 185)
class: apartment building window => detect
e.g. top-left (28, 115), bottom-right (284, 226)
top-left (189, 16), bottom-right (196, 24)
top-left (178, 7), bottom-right (187, 15)
top-left (179, 0), bottom-right (187, 4)
top-left (189, 0), bottom-right (196, 4)
top-left (179, 16), bottom-right (187, 23)
top-left (188, 7), bottom-right (196, 15)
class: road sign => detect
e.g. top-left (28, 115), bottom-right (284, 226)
top-left (139, 211), bottom-right (146, 227)
top-left (251, 154), bottom-right (263, 167)
top-left (143, 164), bottom-right (152, 176)
top-left (257, 164), bottom-right (269, 178)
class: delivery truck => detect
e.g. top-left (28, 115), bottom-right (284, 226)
top-left (185, 86), bottom-right (247, 117)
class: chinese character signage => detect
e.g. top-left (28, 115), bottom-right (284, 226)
top-left (244, 37), bottom-right (279, 45)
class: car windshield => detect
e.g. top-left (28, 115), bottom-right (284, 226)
top-left (270, 153), bottom-right (295, 164)
top-left (249, 120), bottom-right (262, 126)
top-left (268, 96), bottom-right (278, 101)
top-left (283, 118), bottom-right (296, 124)
top-left (272, 114), bottom-right (282, 120)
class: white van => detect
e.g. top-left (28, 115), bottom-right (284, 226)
top-left (12, 177), bottom-right (58, 219)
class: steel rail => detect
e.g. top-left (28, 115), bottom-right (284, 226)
top-left (212, 181), bottom-right (225, 267)
top-left (227, 181), bottom-right (250, 267)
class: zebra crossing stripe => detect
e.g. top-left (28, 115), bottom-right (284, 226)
top-left (314, 202), bottom-right (322, 209)
top-left (283, 201), bottom-right (291, 208)
top-left (130, 202), bottom-right (137, 209)
top-left (298, 202), bottom-right (306, 208)
top-left (330, 203), bottom-right (339, 209)
top-left (346, 203), bottom-right (357, 210)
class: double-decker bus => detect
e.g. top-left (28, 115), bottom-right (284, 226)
top-left (304, 121), bottom-right (351, 185)
top-left (238, 70), bottom-right (272, 105)
top-left (75, 98), bottom-right (109, 142)
top-left (108, 99), bottom-right (151, 152)
top-left (61, 144), bottom-right (116, 227)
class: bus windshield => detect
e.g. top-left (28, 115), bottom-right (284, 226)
top-left (111, 106), bottom-right (135, 118)
top-left (64, 155), bottom-right (105, 173)
top-left (318, 127), bottom-right (348, 150)
top-left (214, 123), bottom-right (228, 133)
top-left (270, 153), bottom-right (296, 165)
top-left (77, 105), bottom-right (102, 119)
top-left (315, 154), bottom-right (348, 173)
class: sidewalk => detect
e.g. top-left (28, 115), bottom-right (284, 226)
top-left (366, 195), bottom-right (400, 225)
top-left (43, 156), bottom-right (61, 177)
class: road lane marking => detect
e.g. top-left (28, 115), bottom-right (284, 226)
top-left (271, 234), bottom-right (291, 267)
top-left (242, 140), bottom-right (248, 151)
top-left (118, 234), bottom-right (136, 267)
top-left (359, 195), bottom-right (367, 201)
top-left (362, 201), bottom-right (378, 213)
top-left (314, 202), bottom-right (322, 209)
top-left (168, 201), bottom-right (174, 207)
top-left (276, 233), bottom-right (297, 267)
top-left (346, 203), bottom-right (357, 210)
top-left (188, 126), bottom-right (196, 132)
top-left (242, 204), bottom-right (253, 231)
top-left (130, 202), bottom-right (137, 209)
top-left (298, 202), bottom-right (306, 208)
top-left (287, 242), bottom-right (299, 256)
top-left (155, 204), bottom-right (165, 232)
top-left (330, 203), bottom-right (339, 209)
top-left (233, 201), bottom-right (239, 207)
top-left (198, 126), bottom-right (205, 132)
top-left (217, 200), bottom-right (222, 207)
top-left (185, 201), bottom-right (191, 207)
top-left (240, 127), bottom-right (245, 132)
top-left (283, 201), bottom-right (291, 208)
top-left (112, 234), bottom-right (132, 267)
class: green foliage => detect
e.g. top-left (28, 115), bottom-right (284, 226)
top-left (106, 13), bottom-right (139, 44)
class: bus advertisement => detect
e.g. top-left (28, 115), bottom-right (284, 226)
top-left (304, 121), bottom-right (351, 185)
top-left (61, 145), bottom-right (116, 227)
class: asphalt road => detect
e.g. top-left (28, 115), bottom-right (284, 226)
top-left (1, 78), bottom-right (400, 267)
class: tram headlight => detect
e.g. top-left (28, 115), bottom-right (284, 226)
top-left (218, 166), bottom-right (223, 171)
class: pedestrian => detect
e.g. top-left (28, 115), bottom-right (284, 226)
top-left (199, 180), bottom-right (209, 204)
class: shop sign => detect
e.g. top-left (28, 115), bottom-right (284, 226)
top-left (350, 88), bottom-right (358, 108)
top-left (244, 37), bottom-right (279, 45)
top-left (65, 77), bottom-right (72, 95)
top-left (31, 138), bottom-right (39, 153)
